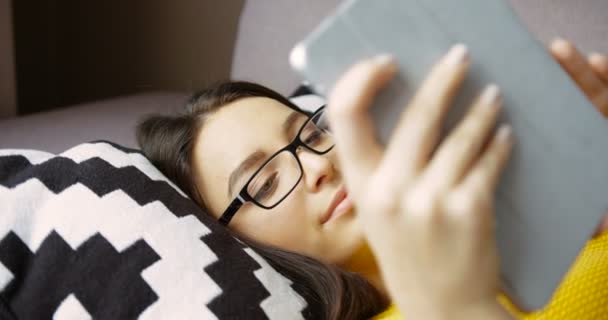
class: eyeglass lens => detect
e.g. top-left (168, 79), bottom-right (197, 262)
top-left (246, 110), bottom-right (333, 207)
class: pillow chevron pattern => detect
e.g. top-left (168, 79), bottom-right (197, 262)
top-left (0, 141), bottom-right (308, 319)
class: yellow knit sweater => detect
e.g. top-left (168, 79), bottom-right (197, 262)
top-left (373, 231), bottom-right (608, 319)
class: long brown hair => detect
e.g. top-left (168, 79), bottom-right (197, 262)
top-left (136, 81), bottom-right (389, 319)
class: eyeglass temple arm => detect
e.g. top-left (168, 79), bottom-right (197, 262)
top-left (218, 195), bottom-right (245, 225)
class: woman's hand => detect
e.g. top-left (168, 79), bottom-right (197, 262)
top-left (326, 45), bottom-right (513, 320)
top-left (550, 38), bottom-right (608, 237)
top-left (549, 38), bottom-right (608, 117)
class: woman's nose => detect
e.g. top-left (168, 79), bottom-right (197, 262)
top-left (298, 150), bottom-right (335, 192)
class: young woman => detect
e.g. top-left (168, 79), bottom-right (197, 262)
top-left (137, 39), bottom-right (608, 320)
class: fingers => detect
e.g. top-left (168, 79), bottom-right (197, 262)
top-left (549, 38), bottom-right (608, 116)
top-left (588, 52), bottom-right (608, 84)
top-left (461, 125), bottom-right (514, 192)
top-left (379, 44), bottom-right (470, 183)
top-left (421, 85), bottom-right (502, 192)
top-left (327, 54), bottom-right (398, 194)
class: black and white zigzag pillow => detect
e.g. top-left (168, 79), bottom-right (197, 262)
top-left (0, 141), bottom-right (310, 319)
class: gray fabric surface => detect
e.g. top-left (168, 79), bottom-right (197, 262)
top-left (231, 1), bottom-right (341, 95)
top-left (0, 92), bottom-right (189, 153)
top-left (509, 0), bottom-right (608, 53)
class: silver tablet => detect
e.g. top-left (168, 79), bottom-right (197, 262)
top-left (290, 0), bottom-right (608, 311)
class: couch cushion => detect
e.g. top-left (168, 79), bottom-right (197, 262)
top-left (0, 92), bottom-right (189, 154)
top-left (231, 1), bottom-right (341, 95)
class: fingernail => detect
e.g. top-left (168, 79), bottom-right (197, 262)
top-left (551, 37), bottom-right (567, 45)
top-left (374, 53), bottom-right (394, 64)
top-left (550, 38), bottom-right (572, 58)
top-left (497, 124), bottom-right (512, 141)
top-left (373, 53), bottom-right (398, 70)
top-left (445, 44), bottom-right (469, 65)
top-left (589, 52), bottom-right (607, 65)
top-left (481, 84), bottom-right (501, 105)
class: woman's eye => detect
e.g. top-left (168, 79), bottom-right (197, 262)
top-left (254, 172), bottom-right (279, 201)
top-left (303, 130), bottom-right (322, 145)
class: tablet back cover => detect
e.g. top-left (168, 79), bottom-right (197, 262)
top-left (290, 0), bottom-right (608, 310)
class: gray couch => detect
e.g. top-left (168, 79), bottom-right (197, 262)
top-left (1, 0), bottom-right (607, 153)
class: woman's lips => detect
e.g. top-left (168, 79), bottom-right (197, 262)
top-left (331, 195), bottom-right (354, 220)
top-left (321, 187), bottom-right (354, 224)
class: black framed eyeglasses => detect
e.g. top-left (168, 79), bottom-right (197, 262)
top-left (218, 106), bottom-right (334, 225)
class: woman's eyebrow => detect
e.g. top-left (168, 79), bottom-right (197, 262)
top-left (227, 111), bottom-right (303, 198)
top-left (228, 150), bottom-right (267, 197)
top-left (282, 111), bottom-right (303, 138)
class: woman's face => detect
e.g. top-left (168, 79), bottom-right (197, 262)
top-left (192, 97), bottom-right (364, 265)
